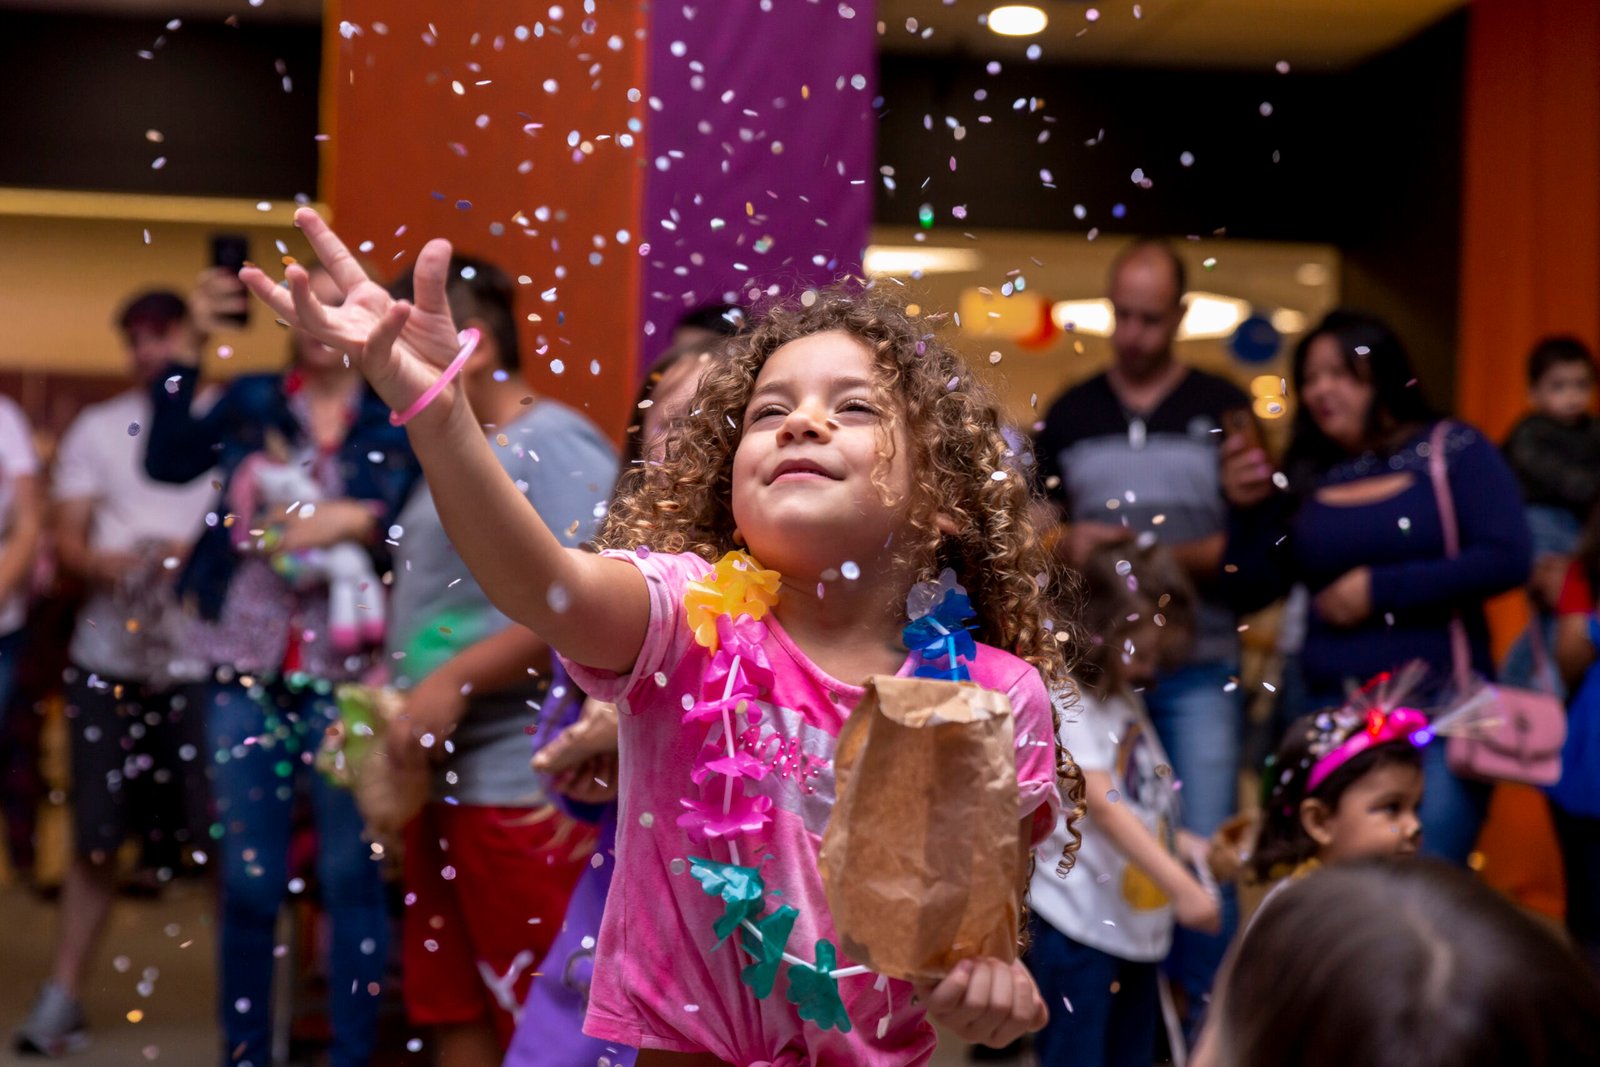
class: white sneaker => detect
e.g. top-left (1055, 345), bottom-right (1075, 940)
top-left (13, 982), bottom-right (89, 1058)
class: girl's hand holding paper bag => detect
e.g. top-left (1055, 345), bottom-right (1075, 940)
top-left (916, 956), bottom-right (1049, 1048)
top-left (818, 675), bottom-right (1050, 1046)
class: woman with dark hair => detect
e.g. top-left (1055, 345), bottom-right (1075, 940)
top-left (1221, 310), bottom-right (1530, 864)
top-left (143, 266), bottom-right (420, 1067)
top-left (1195, 858), bottom-right (1600, 1067)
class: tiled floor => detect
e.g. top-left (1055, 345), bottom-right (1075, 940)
top-left (0, 881), bottom-right (219, 1067)
top-left (0, 879), bottom-right (1022, 1066)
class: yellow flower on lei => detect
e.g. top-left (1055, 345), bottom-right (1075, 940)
top-left (685, 550), bottom-right (782, 651)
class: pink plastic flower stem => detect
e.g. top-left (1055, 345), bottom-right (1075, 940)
top-left (389, 327), bottom-right (481, 427)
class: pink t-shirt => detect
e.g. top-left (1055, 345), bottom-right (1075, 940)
top-left (563, 550), bottom-right (1062, 1066)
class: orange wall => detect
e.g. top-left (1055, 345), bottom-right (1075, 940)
top-left (1458, 0), bottom-right (1599, 914)
top-left (1459, 0), bottom-right (1600, 658)
top-left (1458, 0), bottom-right (1600, 439)
top-left (321, 1), bottom-right (649, 441)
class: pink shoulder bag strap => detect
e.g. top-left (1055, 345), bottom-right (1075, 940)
top-left (1428, 421), bottom-right (1566, 786)
top-left (1427, 421), bottom-right (1557, 694)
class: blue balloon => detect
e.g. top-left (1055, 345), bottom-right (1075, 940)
top-left (1230, 313), bottom-right (1281, 364)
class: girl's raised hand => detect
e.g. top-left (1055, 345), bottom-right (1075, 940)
top-left (239, 208), bottom-right (463, 422)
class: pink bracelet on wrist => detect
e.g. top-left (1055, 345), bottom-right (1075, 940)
top-left (389, 327), bottom-right (481, 427)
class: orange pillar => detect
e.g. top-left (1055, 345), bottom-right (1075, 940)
top-left (320, 1), bottom-right (648, 440)
top-left (1458, 0), bottom-right (1600, 439)
top-left (1456, 0), bottom-right (1600, 916)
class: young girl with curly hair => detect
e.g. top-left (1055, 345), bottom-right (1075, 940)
top-left (241, 211), bottom-right (1085, 1066)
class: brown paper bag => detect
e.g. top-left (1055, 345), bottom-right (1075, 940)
top-left (818, 675), bottom-right (1023, 984)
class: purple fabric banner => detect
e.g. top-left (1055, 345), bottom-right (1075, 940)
top-left (638, 0), bottom-right (878, 370)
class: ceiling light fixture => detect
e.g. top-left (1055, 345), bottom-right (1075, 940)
top-left (987, 5), bottom-right (1049, 37)
top-left (1050, 298), bottom-right (1114, 336)
top-left (1048, 292), bottom-right (1254, 341)
top-left (1177, 292), bottom-right (1251, 340)
top-left (862, 245), bottom-right (982, 276)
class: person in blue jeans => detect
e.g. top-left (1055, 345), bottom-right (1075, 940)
top-left (1033, 240), bottom-right (1251, 1023)
top-left (145, 267), bottom-right (419, 1067)
top-left (1222, 310), bottom-right (1530, 867)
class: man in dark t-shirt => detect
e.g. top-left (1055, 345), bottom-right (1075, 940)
top-left (1034, 239), bottom-right (1249, 1018)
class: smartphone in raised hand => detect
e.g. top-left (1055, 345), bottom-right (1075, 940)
top-left (1222, 406), bottom-right (1262, 452)
top-left (209, 233), bottom-right (250, 327)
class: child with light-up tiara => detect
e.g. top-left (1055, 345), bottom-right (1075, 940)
top-left (1248, 667), bottom-right (1432, 904)
top-left (240, 211), bottom-right (1086, 1066)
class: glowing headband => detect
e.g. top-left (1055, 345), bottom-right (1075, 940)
top-left (1305, 706), bottom-right (1431, 794)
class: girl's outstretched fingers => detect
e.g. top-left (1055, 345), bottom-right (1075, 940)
top-left (361, 299), bottom-right (413, 382)
top-left (239, 263), bottom-right (298, 324)
top-left (293, 207), bottom-right (370, 293)
top-left (409, 236), bottom-right (456, 323)
top-left (286, 262), bottom-right (348, 347)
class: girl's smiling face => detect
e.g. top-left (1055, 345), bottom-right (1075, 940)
top-left (730, 330), bottom-right (916, 580)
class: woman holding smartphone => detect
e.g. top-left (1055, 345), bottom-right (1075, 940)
top-left (145, 265), bottom-right (418, 1067)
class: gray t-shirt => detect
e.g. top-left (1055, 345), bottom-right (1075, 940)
top-left (387, 400), bottom-right (616, 806)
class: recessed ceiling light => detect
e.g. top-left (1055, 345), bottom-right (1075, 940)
top-left (988, 5), bottom-right (1049, 37)
top-left (863, 245), bottom-right (982, 275)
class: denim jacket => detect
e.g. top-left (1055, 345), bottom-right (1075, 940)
top-left (144, 363), bottom-right (420, 621)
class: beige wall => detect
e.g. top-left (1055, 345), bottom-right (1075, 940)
top-left (867, 227), bottom-right (1341, 453)
top-left (0, 188), bottom-right (321, 381)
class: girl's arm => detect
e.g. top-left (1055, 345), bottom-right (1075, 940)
top-left (1081, 769), bottom-right (1220, 932)
top-left (240, 210), bottom-right (648, 673)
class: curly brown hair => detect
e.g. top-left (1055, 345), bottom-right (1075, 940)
top-left (598, 282), bottom-right (1087, 877)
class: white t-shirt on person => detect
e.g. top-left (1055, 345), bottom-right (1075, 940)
top-left (1029, 681), bottom-right (1182, 962)
top-left (53, 389), bottom-right (217, 682)
top-left (0, 395), bottom-right (39, 636)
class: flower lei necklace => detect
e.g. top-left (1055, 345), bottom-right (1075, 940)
top-left (678, 552), bottom-right (978, 1034)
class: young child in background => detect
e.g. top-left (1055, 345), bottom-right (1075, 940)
top-left (1503, 336), bottom-right (1600, 561)
top-left (505, 337), bottom-right (735, 1067)
top-left (1196, 859), bottom-right (1600, 1067)
top-left (1501, 337), bottom-right (1600, 696)
top-left (241, 211), bottom-right (1083, 1065)
top-left (1247, 673), bottom-right (1428, 912)
top-left (1026, 543), bottom-right (1220, 1067)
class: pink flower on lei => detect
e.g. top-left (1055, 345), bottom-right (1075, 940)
top-left (703, 614), bottom-right (776, 695)
top-left (691, 748), bottom-right (770, 785)
top-left (678, 789), bottom-right (774, 843)
top-left (681, 692), bottom-right (757, 726)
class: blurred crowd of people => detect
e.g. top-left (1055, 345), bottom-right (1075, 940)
top-left (0, 234), bottom-right (1596, 1067)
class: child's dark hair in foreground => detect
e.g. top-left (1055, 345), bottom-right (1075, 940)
top-left (1210, 858), bottom-right (1600, 1067)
